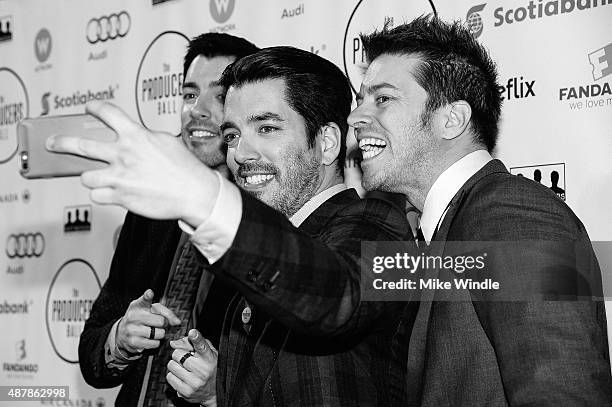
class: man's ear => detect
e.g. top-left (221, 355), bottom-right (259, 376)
top-left (439, 101), bottom-right (472, 140)
top-left (317, 122), bottom-right (341, 166)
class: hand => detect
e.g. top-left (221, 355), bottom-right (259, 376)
top-left (45, 100), bottom-right (219, 227)
top-left (167, 329), bottom-right (217, 406)
top-left (115, 289), bottom-right (181, 354)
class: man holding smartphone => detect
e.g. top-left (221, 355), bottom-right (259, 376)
top-left (77, 33), bottom-right (258, 407)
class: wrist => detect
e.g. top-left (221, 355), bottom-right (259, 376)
top-left (181, 170), bottom-right (222, 228)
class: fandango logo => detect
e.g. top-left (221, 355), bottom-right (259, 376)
top-left (0, 300), bottom-right (29, 314)
top-left (494, 0), bottom-right (612, 26)
top-left (559, 82), bottom-right (611, 99)
top-left (43, 86), bottom-right (117, 113)
top-left (3, 363), bottom-right (38, 373)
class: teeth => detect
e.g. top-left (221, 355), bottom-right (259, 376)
top-left (245, 174), bottom-right (274, 185)
top-left (358, 137), bottom-right (386, 159)
top-left (191, 130), bottom-right (217, 138)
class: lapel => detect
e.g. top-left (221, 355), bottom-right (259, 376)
top-left (226, 188), bottom-right (361, 404)
top-left (298, 188), bottom-right (361, 236)
top-left (404, 159), bottom-right (509, 402)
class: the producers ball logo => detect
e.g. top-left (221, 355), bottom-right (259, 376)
top-left (0, 67), bottom-right (29, 164)
top-left (135, 31), bottom-right (189, 134)
top-left (466, 4), bottom-right (486, 38)
top-left (45, 259), bottom-right (101, 363)
top-left (343, 0), bottom-right (435, 94)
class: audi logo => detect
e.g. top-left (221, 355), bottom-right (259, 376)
top-left (86, 11), bottom-right (130, 44)
top-left (6, 233), bottom-right (45, 258)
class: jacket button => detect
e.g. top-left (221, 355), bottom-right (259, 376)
top-left (241, 305), bottom-right (252, 324)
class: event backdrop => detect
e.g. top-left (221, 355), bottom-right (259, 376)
top-left (1, 0), bottom-right (611, 405)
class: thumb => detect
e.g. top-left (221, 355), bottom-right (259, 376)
top-left (135, 289), bottom-right (154, 307)
top-left (188, 329), bottom-right (213, 357)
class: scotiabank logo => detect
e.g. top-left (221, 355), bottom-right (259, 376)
top-left (0, 300), bottom-right (31, 314)
top-left (135, 31), bottom-right (188, 133)
top-left (40, 85), bottom-right (117, 115)
top-left (493, 0), bottom-right (612, 27)
top-left (466, 4), bottom-right (486, 38)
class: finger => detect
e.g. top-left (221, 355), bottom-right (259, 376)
top-left (130, 311), bottom-right (167, 328)
top-left (151, 303), bottom-right (181, 326)
top-left (82, 169), bottom-right (115, 189)
top-left (167, 360), bottom-right (199, 389)
top-left (134, 289), bottom-right (155, 307)
top-left (45, 135), bottom-right (117, 163)
top-left (89, 187), bottom-right (117, 205)
top-left (137, 325), bottom-right (166, 340)
top-left (170, 336), bottom-right (194, 352)
top-left (166, 371), bottom-right (192, 398)
top-left (188, 329), bottom-right (212, 358)
top-left (86, 100), bottom-right (140, 135)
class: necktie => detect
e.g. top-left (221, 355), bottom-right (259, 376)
top-left (144, 241), bottom-right (201, 406)
top-left (415, 226), bottom-right (426, 245)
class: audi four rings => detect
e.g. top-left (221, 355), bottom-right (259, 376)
top-left (6, 233), bottom-right (45, 258)
top-left (86, 11), bottom-right (131, 44)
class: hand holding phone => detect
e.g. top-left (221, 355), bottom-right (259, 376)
top-left (18, 113), bottom-right (116, 179)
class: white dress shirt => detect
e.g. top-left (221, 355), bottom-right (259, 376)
top-left (420, 150), bottom-right (493, 243)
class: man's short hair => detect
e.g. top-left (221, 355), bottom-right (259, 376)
top-left (183, 33), bottom-right (259, 77)
top-left (219, 46), bottom-right (352, 175)
top-left (360, 15), bottom-right (503, 152)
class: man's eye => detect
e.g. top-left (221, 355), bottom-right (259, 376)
top-left (259, 125), bottom-right (277, 134)
top-left (223, 133), bottom-right (240, 146)
top-left (183, 92), bottom-right (196, 101)
top-left (376, 95), bottom-right (391, 105)
top-left (216, 93), bottom-right (225, 103)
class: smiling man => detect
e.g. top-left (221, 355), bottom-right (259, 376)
top-left (348, 15), bottom-right (612, 405)
top-left (48, 45), bottom-right (411, 406)
top-left (77, 33), bottom-right (258, 407)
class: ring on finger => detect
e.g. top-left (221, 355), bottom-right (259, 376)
top-left (179, 351), bottom-right (194, 367)
top-left (149, 326), bottom-right (155, 340)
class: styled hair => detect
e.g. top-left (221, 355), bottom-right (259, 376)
top-left (219, 46), bottom-right (352, 175)
top-left (183, 33), bottom-right (259, 77)
top-left (361, 15), bottom-right (503, 152)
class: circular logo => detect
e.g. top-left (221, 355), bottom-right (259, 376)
top-left (86, 11), bottom-right (131, 44)
top-left (135, 31), bottom-right (189, 133)
top-left (466, 4), bottom-right (486, 38)
top-left (6, 232), bottom-right (45, 258)
top-left (210, 0), bottom-right (235, 24)
top-left (0, 67), bottom-right (29, 164)
top-left (34, 28), bottom-right (52, 63)
top-left (342, 0), bottom-right (436, 94)
top-left (45, 259), bottom-right (101, 364)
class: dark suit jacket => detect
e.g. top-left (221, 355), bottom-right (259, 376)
top-left (398, 159), bottom-right (612, 406)
top-left (78, 212), bottom-right (236, 406)
top-left (205, 188), bottom-right (411, 406)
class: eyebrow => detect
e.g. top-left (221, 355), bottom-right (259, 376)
top-left (220, 112), bottom-right (285, 132)
top-left (182, 80), bottom-right (224, 89)
top-left (356, 82), bottom-right (399, 101)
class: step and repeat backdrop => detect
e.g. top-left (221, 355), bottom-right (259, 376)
top-left (1, 0), bottom-right (611, 405)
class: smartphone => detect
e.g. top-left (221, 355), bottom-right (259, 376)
top-left (18, 113), bottom-right (116, 179)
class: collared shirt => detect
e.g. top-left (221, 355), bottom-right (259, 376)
top-left (182, 181), bottom-right (348, 262)
top-left (420, 150), bottom-right (492, 243)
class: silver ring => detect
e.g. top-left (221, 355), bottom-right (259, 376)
top-left (149, 326), bottom-right (155, 340)
top-left (179, 351), bottom-right (194, 367)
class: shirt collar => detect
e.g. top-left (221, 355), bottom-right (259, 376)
top-left (289, 183), bottom-right (348, 227)
top-left (420, 150), bottom-right (492, 242)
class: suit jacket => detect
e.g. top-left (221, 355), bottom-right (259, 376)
top-left (78, 212), bottom-right (236, 406)
top-left (398, 159), bottom-right (612, 406)
top-left (205, 188), bottom-right (411, 406)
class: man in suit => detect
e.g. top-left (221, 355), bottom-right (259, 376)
top-left (77, 33), bottom-right (258, 407)
top-left (347, 15), bottom-right (612, 405)
top-left (50, 47), bottom-right (410, 406)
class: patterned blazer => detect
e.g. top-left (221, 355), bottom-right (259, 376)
top-left (207, 188), bottom-right (412, 406)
